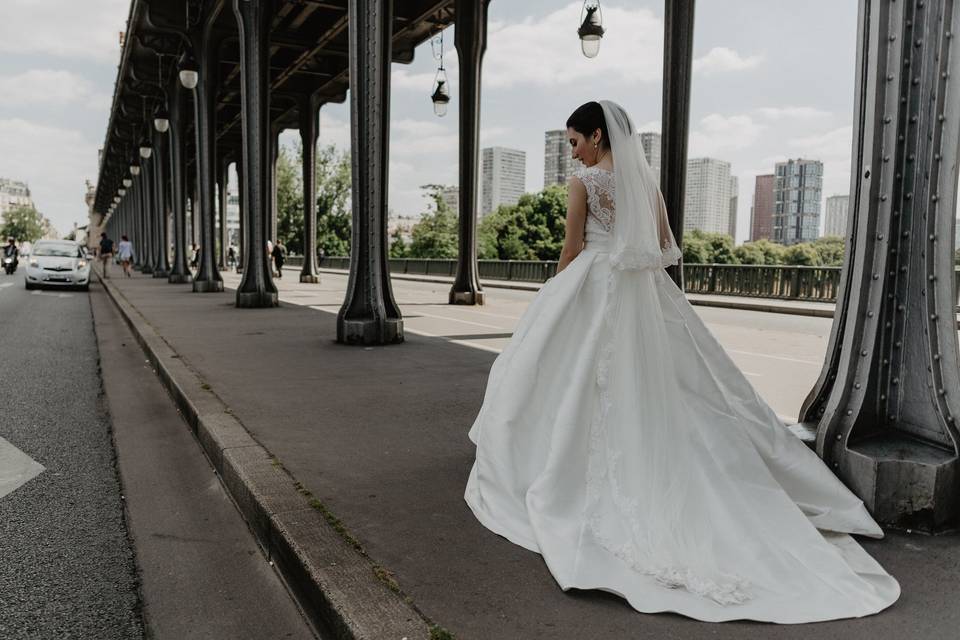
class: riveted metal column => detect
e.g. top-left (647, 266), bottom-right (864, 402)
top-left (299, 94), bottom-right (321, 283)
top-left (218, 156), bottom-right (230, 270)
top-left (449, 0), bottom-right (488, 306)
top-left (235, 158), bottom-right (245, 274)
top-left (800, 0), bottom-right (960, 531)
top-left (153, 129), bottom-right (171, 277)
top-left (233, 0), bottom-right (277, 307)
top-left (661, 0), bottom-right (695, 288)
top-left (168, 80), bottom-right (192, 284)
top-left (192, 24), bottom-right (224, 293)
top-left (140, 156), bottom-right (155, 274)
top-left (337, 0), bottom-right (403, 344)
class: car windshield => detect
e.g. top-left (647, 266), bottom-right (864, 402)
top-left (33, 244), bottom-right (78, 257)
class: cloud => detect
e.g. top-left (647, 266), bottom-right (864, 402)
top-left (0, 69), bottom-right (111, 109)
top-left (693, 47), bottom-right (763, 75)
top-left (0, 118), bottom-right (99, 233)
top-left (483, 2), bottom-right (663, 88)
top-left (689, 113), bottom-right (765, 157)
top-left (0, 0), bottom-right (129, 63)
top-left (755, 106), bottom-right (832, 120)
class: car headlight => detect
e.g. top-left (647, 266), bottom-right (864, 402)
top-left (77, 259), bottom-right (87, 269)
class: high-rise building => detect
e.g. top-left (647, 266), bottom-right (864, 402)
top-left (773, 158), bottom-right (823, 245)
top-left (824, 194), bottom-right (850, 237)
top-left (683, 158), bottom-right (736, 235)
top-left (441, 185), bottom-right (459, 213)
top-left (640, 132), bottom-right (661, 177)
top-left (481, 147), bottom-right (526, 217)
top-left (543, 130), bottom-right (580, 187)
top-left (750, 174), bottom-right (775, 241)
top-left (728, 176), bottom-right (739, 239)
top-left (0, 178), bottom-right (33, 217)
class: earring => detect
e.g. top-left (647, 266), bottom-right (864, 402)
top-left (593, 142), bottom-right (598, 149)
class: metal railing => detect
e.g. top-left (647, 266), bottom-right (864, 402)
top-left (287, 256), bottom-right (960, 307)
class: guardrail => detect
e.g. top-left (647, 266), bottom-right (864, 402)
top-left (285, 256), bottom-right (960, 306)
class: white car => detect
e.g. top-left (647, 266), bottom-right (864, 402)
top-left (24, 240), bottom-right (91, 291)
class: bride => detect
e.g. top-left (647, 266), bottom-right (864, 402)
top-left (464, 100), bottom-right (900, 623)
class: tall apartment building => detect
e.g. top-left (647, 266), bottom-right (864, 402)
top-left (639, 132), bottom-right (661, 177)
top-left (750, 174), bottom-right (775, 241)
top-left (728, 175), bottom-right (739, 238)
top-left (0, 178), bottom-right (34, 217)
top-left (824, 194), bottom-right (850, 237)
top-left (543, 130), bottom-right (581, 187)
top-left (481, 146), bottom-right (526, 217)
top-left (683, 158), bottom-right (736, 236)
top-left (773, 158), bottom-right (823, 245)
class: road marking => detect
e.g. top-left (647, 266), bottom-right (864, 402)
top-left (30, 290), bottom-right (74, 298)
top-left (0, 436), bottom-right (44, 500)
top-left (0, 282), bottom-right (13, 289)
top-left (726, 348), bottom-right (821, 366)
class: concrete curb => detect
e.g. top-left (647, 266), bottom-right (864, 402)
top-left (95, 274), bottom-right (434, 640)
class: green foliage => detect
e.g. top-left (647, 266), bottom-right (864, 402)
top-left (683, 229), bottom-right (739, 264)
top-left (783, 242), bottom-right (823, 266)
top-left (275, 145), bottom-right (303, 253)
top-left (407, 186), bottom-right (459, 259)
top-left (955, 247), bottom-right (960, 265)
top-left (1, 204), bottom-right (45, 243)
top-left (476, 185), bottom-right (568, 260)
top-left (811, 235), bottom-right (846, 266)
top-left (389, 226), bottom-right (408, 258)
top-left (315, 143), bottom-right (352, 257)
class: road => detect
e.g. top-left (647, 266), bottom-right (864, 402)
top-left (0, 274), bottom-right (315, 639)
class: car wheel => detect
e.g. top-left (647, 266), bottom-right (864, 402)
top-left (24, 281), bottom-right (34, 290)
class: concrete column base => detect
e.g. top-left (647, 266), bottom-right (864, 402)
top-left (192, 279), bottom-right (224, 293)
top-left (300, 274), bottom-right (319, 284)
top-left (152, 270), bottom-right (170, 278)
top-left (449, 289), bottom-right (485, 306)
top-left (236, 290), bottom-right (278, 308)
top-left (337, 318), bottom-right (404, 346)
top-left (140, 265), bottom-right (154, 274)
top-left (235, 266), bottom-right (244, 274)
top-left (168, 273), bottom-right (193, 284)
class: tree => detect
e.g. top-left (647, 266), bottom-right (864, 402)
top-left (812, 235), bottom-right (846, 266)
top-left (407, 185), bottom-right (459, 258)
top-left (681, 235), bottom-right (711, 264)
top-left (315, 143), bottom-right (352, 257)
top-left (734, 243), bottom-right (766, 265)
top-left (1, 204), bottom-right (45, 243)
top-left (749, 238), bottom-right (787, 265)
top-left (275, 145), bottom-right (303, 253)
top-left (683, 229), bottom-right (739, 264)
top-left (389, 226), bottom-right (408, 258)
top-left (477, 184), bottom-right (568, 260)
top-left (783, 242), bottom-right (823, 266)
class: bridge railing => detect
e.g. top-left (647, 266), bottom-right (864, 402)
top-left (287, 256), bottom-right (960, 307)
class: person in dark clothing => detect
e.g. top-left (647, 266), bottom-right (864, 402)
top-left (3, 237), bottom-right (19, 272)
top-left (271, 242), bottom-right (286, 278)
top-left (98, 232), bottom-right (115, 278)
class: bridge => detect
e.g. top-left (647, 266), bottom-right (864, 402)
top-left (86, 0), bottom-right (960, 637)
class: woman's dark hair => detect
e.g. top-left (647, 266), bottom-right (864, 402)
top-left (566, 101), bottom-right (610, 149)
top-left (121, 235), bottom-right (129, 241)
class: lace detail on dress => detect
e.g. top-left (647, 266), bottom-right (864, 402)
top-left (574, 166), bottom-right (615, 234)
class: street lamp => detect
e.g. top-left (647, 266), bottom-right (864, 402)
top-left (139, 135), bottom-right (153, 159)
top-left (578, 1), bottom-right (605, 58)
top-left (114, 196), bottom-right (121, 203)
top-left (118, 188), bottom-right (127, 196)
top-left (130, 163), bottom-right (141, 176)
top-left (429, 29), bottom-right (450, 117)
top-left (154, 107), bottom-right (170, 133)
top-left (179, 51), bottom-right (199, 90)
top-left (123, 178), bottom-right (132, 188)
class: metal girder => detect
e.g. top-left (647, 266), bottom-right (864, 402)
top-left (801, 0), bottom-right (960, 531)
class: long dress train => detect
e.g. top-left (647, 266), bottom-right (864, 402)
top-left (464, 164), bottom-right (900, 623)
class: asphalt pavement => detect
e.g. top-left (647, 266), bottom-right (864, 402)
top-left (0, 275), bottom-right (143, 639)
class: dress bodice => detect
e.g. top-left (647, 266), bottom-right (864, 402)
top-left (574, 166), bottom-right (615, 246)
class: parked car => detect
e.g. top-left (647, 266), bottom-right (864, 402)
top-left (24, 240), bottom-right (91, 291)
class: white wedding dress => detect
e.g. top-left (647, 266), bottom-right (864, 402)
top-left (464, 122), bottom-right (900, 622)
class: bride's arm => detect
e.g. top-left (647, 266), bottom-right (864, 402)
top-left (557, 177), bottom-right (587, 273)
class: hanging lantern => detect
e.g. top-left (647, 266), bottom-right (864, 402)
top-left (118, 188), bottom-right (126, 196)
top-left (154, 107), bottom-right (170, 133)
top-left (430, 29), bottom-right (450, 117)
top-left (578, 1), bottom-right (605, 58)
top-left (123, 178), bottom-right (132, 188)
top-left (130, 163), bottom-right (141, 176)
top-left (179, 51), bottom-right (199, 89)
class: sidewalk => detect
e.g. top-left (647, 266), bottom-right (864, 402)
top-left (96, 269), bottom-right (960, 640)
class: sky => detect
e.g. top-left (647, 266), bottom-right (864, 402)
top-left (0, 0), bottom-right (947, 244)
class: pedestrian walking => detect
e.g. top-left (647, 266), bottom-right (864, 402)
top-left (227, 245), bottom-right (236, 267)
top-left (117, 235), bottom-right (134, 277)
top-left (189, 243), bottom-right (199, 270)
top-left (317, 246), bottom-right (325, 267)
top-left (272, 241), bottom-right (286, 278)
top-left (98, 232), bottom-right (115, 278)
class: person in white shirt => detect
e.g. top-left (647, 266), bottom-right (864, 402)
top-left (117, 235), bottom-right (134, 277)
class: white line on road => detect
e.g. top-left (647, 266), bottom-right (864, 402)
top-left (0, 282), bottom-right (13, 288)
top-left (0, 436), bottom-right (44, 500)
top-left (30, 290), bottom-right (73, 298)
top-left (726, 349), bottom-right (821, 366)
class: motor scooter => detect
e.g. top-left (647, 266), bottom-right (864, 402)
top-left (2, 255), bottom-right (16, 274)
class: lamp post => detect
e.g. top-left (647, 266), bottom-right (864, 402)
top-left (430, 30), bottom-right (450, 117)
top-left (578, 1), bottom-right (605, 58)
